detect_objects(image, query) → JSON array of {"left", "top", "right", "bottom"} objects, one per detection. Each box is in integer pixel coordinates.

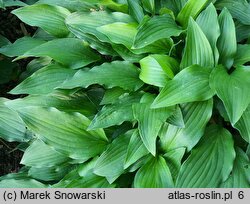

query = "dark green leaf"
[
  {"left": 176, "top": 125, "right": 235, "bottom": 187},
  {"left": 134, "top": 156, "right": 174, "bottom": 188},
  {"left": 12, "top": 4, "right": 70, "bottom": 37},
  {"left": 19, "top": 38, "right": 100, "bottom": 69},
  {"left": 133, "top": 14, "right": 183, "bottom": 48},
  {"left": 217, "top": 8, "right": 237, "bottom": 69},
  {"left": 15, "top": 107, "right": 108, "bottom": 161},
  {"left": 59, "top": 61, "right": 143, "bottom": 91},
  {"left": 160, "top": 99, "right": 213, "bottom": 151},
  {"left": 180, "top": 18, "right": 214, "bottom": 69},
  {"left": 10, "top": 64, "right": 76, "bottom": 95},
  {"left": 152, "top": 65, "right": 214, "bottom": 108}
]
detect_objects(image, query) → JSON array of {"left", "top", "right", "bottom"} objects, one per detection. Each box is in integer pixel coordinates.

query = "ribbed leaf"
[
  {"left": 177, "top": 0, "right": 212, "bottom": 27},
  {"left": 59, "top": 61, "right": 143, "bottom": 91},
  {"left": 221, "top": 147, "right": 250, "bottom": 188},
  {"left": 133, "top": 14, "right": 183, "bottom": 48},
  {"left": 142, "top": 0, "right": 155, "bottom": 14},
  {"left": 127, "top": 0, "right": 144, "bottom": 23},
  {"left": 65, "top": 11, "right": 134, "bottom": 42},
  {"left": 180, "top": 18, "right": 214, "bottom": 69},
  {"left": 234, "top": 44, "right": 250, "bottom": 66},
  {"left": 209, "top": 66, "right": 250, "bottom": 124},
  {"left": 20, "top": 38, "right": 100, "bottom": 69},
  {"left": 0, "top": 98, "right": 29, "bottom": 142},
  {"left": 94, "top": 132, "right": 131, "bottom": 183},
  {"left": 196, "top": 3, "right": 220, "bottom": 65},
  {"left": 12, "top": 4, "right": 70, "bottom": 37},
  {"left": 10, "top": 64, "right": 76, "bottom": 95},
  {"left": 236, "top": 21, "right": 250, "bottom": 41},
  {"left": 65, "top": 173, "right": 115, "bottom": 188},
  {"left": 100, "top": 87, "right": 127, "bottom": 105},
  {"left": 217, "top": 8, "right": 237, "bottom": 69},
  {"left": 134, "top": 156, "right": 174, "bottom": 188},
  {"left": 215, "top": 0, "right": 250, "bottom": 25},
  {"left": 160, "top": 99, "right": 213, "bottom": 152},
  {"left": 0, "top": 37, "right": 46, "bottom": 57},
  {"left": 21, "top": 140, "right": 69, "bottom": 167},
  {"left": 37, "top": 0, "right": 98, "bottom": 11},
  {"left": 234, "top": 106, "right": 250, "bottom": 142},
  {"left": 89, "top": 93, "right": 141, "bottom": 130},
  {"left": 139, "top": 54, "right": 179, "bottom": 87},
  {"left": 166, "top": 105, "right": 185, "bottom": 128},
  {"left": 176, "top": 125, "right": 235, "bottom": 187},
  {"left": 5, "top": 92, "right": 96, "bottom": 117},
  {"left": 15, "top": 107, "right": 108, "bottom": 161},
  {"left": 97, "top": 22, "right": 137, "bottom": 48},
  {"left": 152, "top": 65, "right": 214, "bottom": 108},
  {"left": 163, "top": 148, "right": 186, "bottom": 182},
  {"left": 28, "top": 164, "right": 71, "bottom": 182},
  {"left": 124, "top": 129, "right": 149, "bottom": 169},
  {"left": 133, "top": 95, "right": 175, "bottom": 155},
  {"left": 0, "top": 179, "right": 46, "bottom": 188}
]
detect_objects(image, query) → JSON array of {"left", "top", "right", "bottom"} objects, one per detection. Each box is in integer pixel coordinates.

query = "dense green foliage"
[{"left": 0, "top": 0, "right": 250, "bottom": 188}]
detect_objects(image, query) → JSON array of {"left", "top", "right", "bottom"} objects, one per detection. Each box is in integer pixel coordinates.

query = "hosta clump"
[{"left": 0, "top": 0, "right": 250, "bottom": 188}]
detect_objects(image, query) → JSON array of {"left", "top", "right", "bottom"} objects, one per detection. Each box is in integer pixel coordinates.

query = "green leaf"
[
  {"left": 21, "top": 139, "right": 69, "bottom": 167},
  {"left": 139, "top": 54, "right": 179, "bottom": 87},
  {"left": 235, "top": 21, "right": 250, "bottom": 42},
  {"left": 97, "top": 22, "right": 137, "bottom": 49},
  {"left": 89, "top": 93, "right": 141, "bottom": 130},
  {"left": 10, "top": 64, "right": 76, "bottom": 95},
  {"left": 142, "top": 0, "right": 155, "bottom": 14},
  {"left": 2, "top": 0, "right": 27, "bottom": 7},
  {"left": 124, "top": 129, "right": 149, "bottom": 169},
  {"left": 59, "top": 61, "right": 143, "bottom": 91},
  {"left": 0, "top": 37, "right": 46, "bottom": 57},
  {"left": 133, "top": 95, "right": 175, "bottom": 155},
  {"left": 159, "top": 99, "right": 213, "bottom": 152},
  {"left": 196, "top": 3, "right": 220, "bottom": 65},
  {"left": 221, "top": 147, "right": 250, "bottom": 188},
  {"left": 0, "top": 179, "right": 46, "bottom": 188},
  {"left": 234, "top": 106, "right": 250, "bottom": 142},
  {"left": 37, "top": 0, "right": 98, "bottom": 12},
  {"left": 65, "top": 11, "right": 134, "bottom": 43},
  {"left": 99, "top": 0, "right": 128, "bottom": 13},
  {"left": 100, "top": 87, "right": 127, "bottom": 105},
  {"left": 5, "top": 91, "right": 97, "bottom": 117},
  {"left": 152, "top": 65, "right": 214, "bottom": 108},
  {"left": 176, "top": 125, "right": 235, "bottom": 187},
  {"left": 217, "top": 8, "right": 237, "bottom": 69},
  {"left": 15, "top": 107, "right": 108, "bottom": 161},
  {"left": 166, "top": 105, "right": 185, "bottom": 128},
  {"left": 127, "top": 0, "right": 144, "bottom": 23},
  {"left": 234, "top": 44, "right": 250, "bottom": 66},
  {"left": 209, "top": 66, "right": 250, "bottom": 124},
  {"left": 161, "top": 0, "right": 187, "bottom": 16},
  {"left": 12, "top": 4, "right": 70, "bottom": 37},
  {"left": 28, "top": 164, "right": 71, "bottom": 182},
  {"left": 177, "top": 0, "right": 212, "bottom": 27},
  {"left": 94, "top": 132, "right": 131, "bottom": 183},
  {"left": 163, "top": 147, "right": 186, "bottom": 182},
  {"left": 133, "top": 14, "right": 183, "bottom": 49},
  {"left": 180, "top": 18, "right": 214, "bottom": 69},
  {"left": 0, "top": 98, "right": 30, "bottom": 142},
  {"left": 134, "top": 156, "right": 174, "bottom": 188},
  {"left": 65, "top": 172, "right": 115, "bottom": 187},
  {"left": 19, "top": 38, "right": 100, "bottom": 69},
  {"left": 215, "top": 0, "right": 250, "bottom": 25}
]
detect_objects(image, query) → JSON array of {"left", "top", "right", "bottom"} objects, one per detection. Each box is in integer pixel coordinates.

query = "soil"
[{"left": 0, "top": 6, "right": 36, "bottom": 176}]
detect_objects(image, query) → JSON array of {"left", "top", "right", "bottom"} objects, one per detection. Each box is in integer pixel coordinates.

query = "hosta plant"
[{"left": 0, "top": 0, "right": 250, "bottom": 188}]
